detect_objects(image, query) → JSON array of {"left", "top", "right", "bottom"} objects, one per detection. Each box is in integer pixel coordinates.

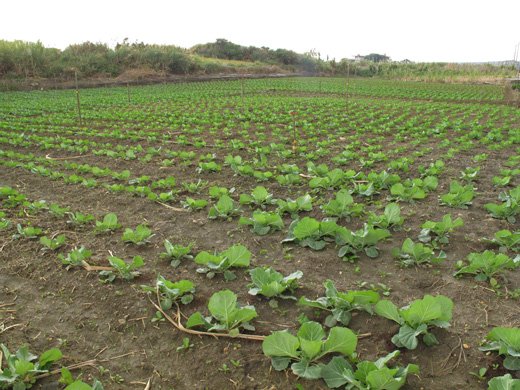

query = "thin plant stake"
[
  {"left": 290, "top": 111, "right": 297, "bottom": 154},
  {"left": 345, "top": 62, "right": 351, "bottom": 112},
  {"left": 73, "top": 68, "right": 82, "bottom": 127}
]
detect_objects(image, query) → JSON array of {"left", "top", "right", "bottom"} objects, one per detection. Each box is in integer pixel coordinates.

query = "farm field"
[{"left": 1, "top": 77, "right": 520, "bottom": 390}]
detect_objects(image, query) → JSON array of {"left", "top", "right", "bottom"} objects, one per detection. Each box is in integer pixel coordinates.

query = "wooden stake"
[
  {"left": 75, "top": 90, "right": 82, "bottom": 127},
  {"left": 241, "top": 72, "right": 244, "bottom": 107},
  {"left": 346, "top": 62, "right": 351, "bottom": 112},
  {"left": 291, "top": 111, "right": 297, "bottom": 154}
]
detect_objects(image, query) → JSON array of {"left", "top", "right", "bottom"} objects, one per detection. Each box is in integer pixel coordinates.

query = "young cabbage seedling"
[
  {"left": 40, "top": 234, "right": 66, "bottom": 251},
  {"left": 418, "top": 214, "right": 463, "bottom": 245},
  {"left": 479, "top": 327, "right": 520, "bottom": 370},
  {"left": 482, "top": 230, "right": 520, "bottom": 253},
  {"left": 298, "top": 279, "right": 379, "bottom": 327},
  {"left": 0, "top": 344, "right": 63, "bottom": 390},
  {"left": 276, "top": 195, "right": 313, "bottom": 218},
  {"left": 94, "top": 213, "right": 121, "bottom": 234},
  {"left": 321, "top": 189, "right": 363, "bottom": 221},
  {"left": 239, "top": 211, "right": 284, "bottom": 235},
  {"left": 392, "top": 238, "right": 446, "bottom": 267},
  {"left": 453, "top": 250, "right": 520, "bottom": 283},
  {"left": 59, "top": 367, "right": 104, "bottom": 390},
  {"left": 181, "top": 197, "right": 208, "bottom": 211},
  {"left": 283, "top": 217, "right": 341, "bottom": 251},
  {"left": 99, "top": 255, "right": 144, "bottom": 282},
  {"left": 122, "top": 223, "right": 154, "bottom": 245},
  {"left": 248, "top": 267, "right": 302, "bottom": 299},
  {"left": 159, "top": 240, "right": 194, "bottom": 267},
  {"left": 374, "top": 294, "right": 453, "bottom": 350},
  {"left": 262, "top": 321, "right": 357, "bottom": 380},
  {"left": 321, "top": 350, "right": 419, "bottom": 390},
  {"left": 186, "top": 290, "right": 257, "bottom": 337},
  {"left": 59, "top": 246, "right": 92, "bottom": 270},
  {"left": 239, "top": 186, "right": 277, "bottom": 208},
  {"left": 142, "top": 275, "right": 195, "bottom": 310},
  {"left": 13, "top": 224, "right": 43, "bottom": 239},
  {"left": 366, "top": 202, "right": 404, "bottom": 231},
  {"left": 208, "top": 195, "right": 242, "bottom": 219},
  {"left": 194, "top": 244, "right": 251, "bottom": 280}
]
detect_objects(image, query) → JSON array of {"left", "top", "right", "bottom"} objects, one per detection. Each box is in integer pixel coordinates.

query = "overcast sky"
[{"left": 2, "top": 0, "right": 519, "bottom": 63}]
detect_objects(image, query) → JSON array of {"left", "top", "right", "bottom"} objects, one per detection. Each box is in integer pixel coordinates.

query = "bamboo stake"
[{"left": 345, "top": 62, "right": 351, "bottom": 112}]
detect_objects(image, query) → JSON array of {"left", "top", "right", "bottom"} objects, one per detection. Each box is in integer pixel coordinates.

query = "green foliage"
[
  {"left": 460, "top": 166, "right": 481, "bottom": 184},
  {"left": 0, "top": 213, "right": 10, "bottom": 230},
  {"left": 151, "top": 176, "right": 176, "bottom": 189},
  {"left": 194, "top": 244, "right": 251, "bottom": 280},
  {"left": 12, "top": 224, "right": 43, "bottom": 239},
  {"left": 99, "top": 256, "right": 144, "bottom": 282},
  {"left": 248, "top": 267, "right": 302, "bottom": 299},
  {"left": 321, "top": 189, "right": 363, "bottom": 221},
  {"left": 208, "top": 186, "right": 234, "bottom": 200},
  {"left": 454, "top": 250, "right": 520, "bottom": 282},
  {"left": 282, "top": 217, "right": 340, "bottom": 250},
  {"left": 262, "top": 321, "right": 357, "bottom": 380},
  {"left": 186, "top": 290, "right": 257, "bottom": 336},
  {"left": 309, "top": 168, "right": 345, "bottom": 190},
  {"left": 374, "top": 295, "right": 453, "bottom": 349},
  {"left": 336, "top": 224, "right": 391, "bottom": 259},
  {"left": 121, "top": 223, "right": 154, "bottom": 245},
  {"left": 181, "top": 197, "right": 208, "bottom": 211},
  {"left": 418, "top": 214, "right": 464, "bottom": 245},
  {"left": 487, "top": 374, "right": 520, "bottom": 390},
  {"left": 48, "top": 204, "right": 70, "bottom": 218},
  {"left": 366, "top": 203, "right": 404, "bottom": 231},
  {"left": 418, "top": 160, "right": 445, "bottom": 177},
  {"left": 479, "top": 327, "right": 520, "bottom": 371},
  {"left": 392, "top": 238, "right": 446, "bottom": 267},
  {"left": 298, "top": 279, "right": 379, "bottom": 327},
  {"left": 208, "top": 195, "right": 242, "bottom": 219},
  {"left": 482, "top": 230, "right": 520, "bottom": 253},
  {"left": 485, "top": 186, "right": 520, "bottom": 223},
  {"left": 276, "top": 173, "right": 301, "bottom": 186},
  {"left": 59, "top": 367, "right": 104, "bottom": 390},
  {"left": 276, "top": 195, "right": 313, "bottom": 218},
  {"left": 39, "top": 234, "right": 66, "bottom": 251},
  {"left": 182, "top": 179, "right": 208, "bottom": 193},
  {"left": 440, "top": 181, "right": 474, "bottom": 209},
  {"left": 367, "top": 170, "right": 401, "bottom": 191},
  {"left": 239, "top": 186, "right": 277, "bottom": 208},
  {"left": 239, "top": 211, "right": 284, "bottom": 235},
  {"left": 389, "top": 183, "right": 426, "bottom": 203},
  {"left": 58, "top": 246, "right": 92, "bottom": 270},
  {"left": 350, "top": 182, "right": 379, "bottom": 198},
  {"left": 142, "top": 275, "right": 195, "bottom": 310},
  {"left": 321, "top": 351, "right": 419, "bottom": 390},
  {"left": 22, "top": 200, "right": 47, "bottom": 215},
  {"left": 492, "top": 175, "right": 512, "bottom": 187},
  {"left": 159, "top": 240, "right": 193, "bottom": 267},
  {"left": 197, "top": 161, "right": 221, "bottom": 173},
  {"left": 1, "top": 187, "right": 26, "bottom": 208},
  {"left": 94, "top": 213, "right": 121, "bottom": 234},
  {"left": 0, "top": 344, "right": 62, "bottom": 390},
  {"left": 67, "top": 212, "right": 95, "bottom": 227}
]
